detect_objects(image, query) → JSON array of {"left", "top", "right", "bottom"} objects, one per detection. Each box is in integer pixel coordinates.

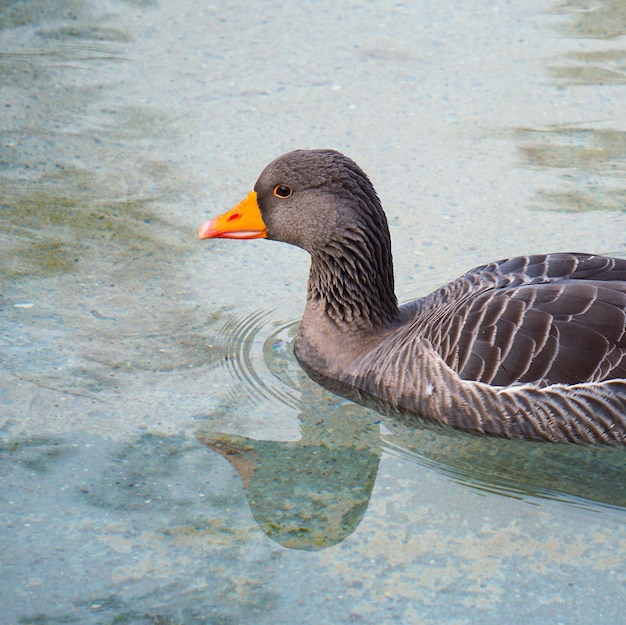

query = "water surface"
[{"left": 1, "top": 1, "right": 626, "bottom": 623}]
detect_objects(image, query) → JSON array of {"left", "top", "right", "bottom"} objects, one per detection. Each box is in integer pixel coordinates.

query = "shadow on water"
[
  {"left": 516, "top": 126, "right": 626, "bottom": 214},
  {"left": 196, "top": 317, "right": 626, "bottom": 552},
  {"left": 1, "top": 166, "right": 232, "bottom": 395},
  {"left": 0, "top": 1, "right": 233, "bottom": 398},
  {"left": 550, "top": 50, "right": 626, "bottom": 86},
  {"left": 0, "top": 0, "right": 155, "bottom": 31},
  {"left": 549, "top": 1, "right": 626, "bottom": 84},
  {"left": 514, "top": 1, "right": 626, "bottom": 218},
  {"left": 0, "top": 1, "right": 84, "bottom": 30},
  {"left": 0, "top": 433, "right": 276, "bottom": 625},
  {"left": 552, "top": 0, "right": 626, "bottom": 40}
]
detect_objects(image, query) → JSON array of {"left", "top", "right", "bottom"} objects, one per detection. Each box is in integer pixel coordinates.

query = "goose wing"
[{"left": 421, "top": 253, "right": 626, "bottom": 386}]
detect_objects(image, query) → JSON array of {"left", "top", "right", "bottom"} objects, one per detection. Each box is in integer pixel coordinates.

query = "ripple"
[
  {"left": 218, "top": 310, "right": 302, "bottom": 412},
  {"left": 380, "top": 420, "right": 626, "bottom": 511}
]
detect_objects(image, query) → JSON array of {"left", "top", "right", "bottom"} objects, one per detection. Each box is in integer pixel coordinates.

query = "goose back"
[{"left": 406, "top": 253, "right": 626, "bottom": 387}]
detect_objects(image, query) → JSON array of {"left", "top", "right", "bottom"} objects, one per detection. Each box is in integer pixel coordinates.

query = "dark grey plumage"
[{"left": 253, "top": 150, "right": 626, "bottom": 444}]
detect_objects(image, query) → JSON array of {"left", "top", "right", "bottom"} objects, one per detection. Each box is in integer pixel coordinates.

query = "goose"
[{"left": 198, "top": 149, "right": 626, "bottom": 444}]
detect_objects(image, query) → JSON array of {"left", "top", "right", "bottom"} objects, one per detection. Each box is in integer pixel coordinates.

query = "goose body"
[{"left": 199, "top": 149, "right": 626, "bottom": 444}]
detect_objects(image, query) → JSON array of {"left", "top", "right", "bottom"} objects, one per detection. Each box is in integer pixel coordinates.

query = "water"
[{"left": 1, "top": 0, "right": 626, "bottom": 623}]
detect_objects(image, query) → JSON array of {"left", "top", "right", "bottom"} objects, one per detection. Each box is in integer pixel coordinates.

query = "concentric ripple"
[{"left": 218, "top": 310, "right": 302, "bottom": 412}]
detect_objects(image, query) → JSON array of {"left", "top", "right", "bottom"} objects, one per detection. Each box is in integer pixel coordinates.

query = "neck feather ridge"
[{"left": 307, "top": 224, "right": 398, "bottom": 330}]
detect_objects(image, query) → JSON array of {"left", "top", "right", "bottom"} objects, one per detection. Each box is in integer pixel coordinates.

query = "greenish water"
[{"left": 1, "top": 1, "right": 626, "bottom": 624}]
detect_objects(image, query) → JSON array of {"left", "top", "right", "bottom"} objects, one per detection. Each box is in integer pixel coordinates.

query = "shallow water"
[{"left": 1, "top": 0, "right": 626, "bottom": 623}]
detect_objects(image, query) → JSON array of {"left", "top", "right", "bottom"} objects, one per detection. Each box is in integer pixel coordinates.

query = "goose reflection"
[
  {"left": 197, "top": 391, "right": 382, "bottom": 551},
  {"left": 196, "top": 318, "right": 626, "bottom": 552}
]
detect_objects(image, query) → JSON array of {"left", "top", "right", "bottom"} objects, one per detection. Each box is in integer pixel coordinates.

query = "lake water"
[{"left": 1, "top": 1, "right": 626, "bottom": 623}]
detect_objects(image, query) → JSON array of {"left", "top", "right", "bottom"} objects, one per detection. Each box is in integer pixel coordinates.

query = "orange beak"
[{"left": 198, "top": 191, "right": 267, "bottom": 240}]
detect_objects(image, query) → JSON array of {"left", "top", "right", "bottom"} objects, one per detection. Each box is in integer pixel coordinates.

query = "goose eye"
[{"left": 273, "top": 184, "right": 293, "bottom": 198}]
